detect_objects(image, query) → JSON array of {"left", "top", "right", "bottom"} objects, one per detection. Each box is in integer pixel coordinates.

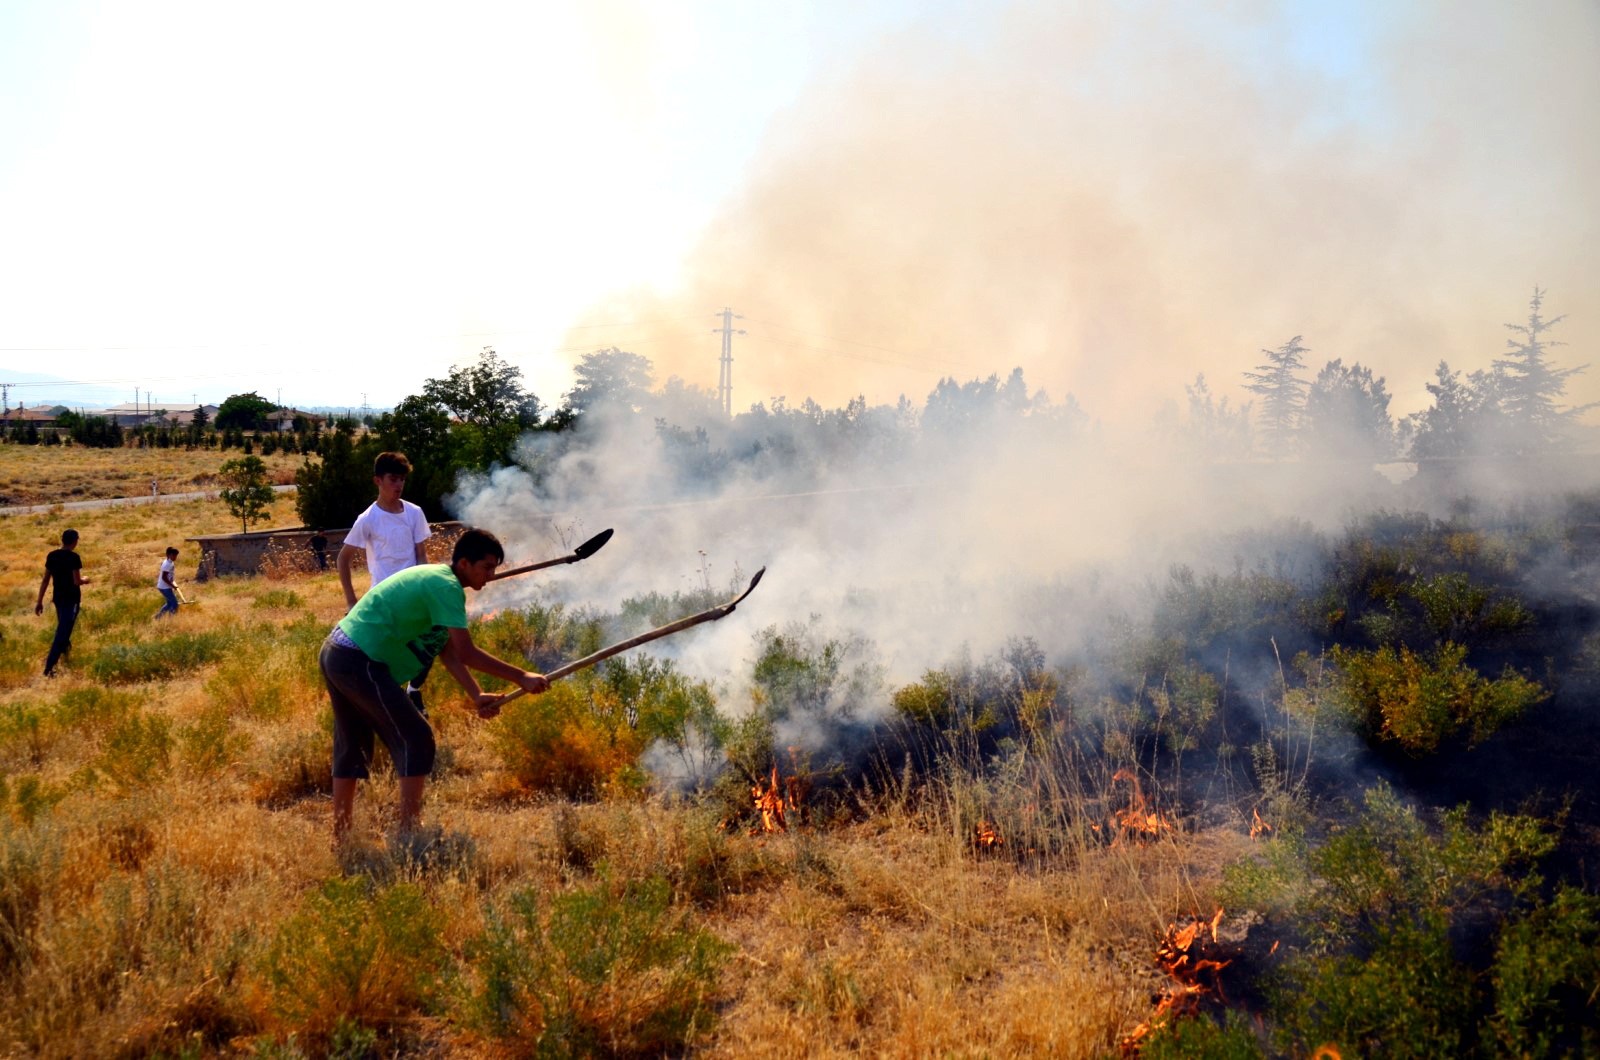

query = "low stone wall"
[{"left": 187, "top": 521, "right": 465, "bottom": 579}]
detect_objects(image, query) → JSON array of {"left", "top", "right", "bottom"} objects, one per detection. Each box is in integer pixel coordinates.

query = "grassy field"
[
  {"left": 0, "top": 456, "right": 1231, "bottom": 1057},
  {"left": 0, "top": 444, "right": 303, "bottom": 507},
  {"left": 1, "top": 449, "right": 1595, "bottom": 1057}
]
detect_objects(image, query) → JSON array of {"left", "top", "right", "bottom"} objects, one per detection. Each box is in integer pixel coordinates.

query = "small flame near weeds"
[
  {"left": 1119, "top": 909, "right": 1238, "bottom": 1056},
  {"left": 1095, "top": 769, "right": 1176, "bottom": 845},
  {"left": 1250, "top": 807, "right": 1273, "bottom": 839},
  {"left": 972, "top": 820, "right": 1003, "bottom": 852},
  {"left": 749, "top": 752, "right": 811, "bottom": 835}
]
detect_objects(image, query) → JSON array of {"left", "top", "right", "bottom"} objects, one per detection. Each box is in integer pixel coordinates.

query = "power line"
[{"left": 0, "top": 316, "right": 706, "bottom": 354}]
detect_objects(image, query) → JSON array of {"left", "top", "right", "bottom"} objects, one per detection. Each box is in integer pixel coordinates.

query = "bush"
[
  {"left": 97, "top": 712, "right": 174, "bottom": 791},
  {"left": 491, "top": 680, "right": 643, "bottom": 798},
  {"left": 1488, "top": 885, "right": 1600, "bottom": 1057},
  {"left": 88, "top": 630, "right": 233, "bottom": 684},
  {"left": 1221, "top": 784, "right": 1565, "bottom": 1057},
  {"left": 462, "top": 875, "right": 729, "bottom": 1055},
  {"left": 260, "top": 877, "right": 446, "bottom": 1041},
  {"left": 1330, "top": 641, "right": 1547, "bottom": 753}
]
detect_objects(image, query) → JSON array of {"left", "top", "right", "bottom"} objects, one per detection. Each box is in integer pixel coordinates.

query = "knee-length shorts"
[{"left": 319, "top": 635, "right": 436, "bottom": 779}]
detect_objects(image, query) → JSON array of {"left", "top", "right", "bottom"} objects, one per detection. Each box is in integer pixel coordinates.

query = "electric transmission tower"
[{"left": 713, "top": 307, "right": 744, "bottom": 416}]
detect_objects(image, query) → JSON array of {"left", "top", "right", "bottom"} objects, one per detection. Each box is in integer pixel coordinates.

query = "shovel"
[
  {"left": 489, "top": 528, "right": 614, "bottom": 581},
  {"left": 493, "top": 566, "right": 766, "bottom": 708}
]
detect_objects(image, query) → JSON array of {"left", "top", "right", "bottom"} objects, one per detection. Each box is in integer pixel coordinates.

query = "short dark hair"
[
  {"left": 165, "top": 546, "right": 179, "bottom": 557},
  {"left": 373, "top": 451, "right": 412, "bottom": 477},
  {"left": 61, "top": 529, "right": 78, "bottom": 545},
  {"left": 452, "top": 528, "right": 505, "bottom": 566}
]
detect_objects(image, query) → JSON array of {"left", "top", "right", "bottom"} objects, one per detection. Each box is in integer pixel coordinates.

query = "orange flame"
[
  {"left": 1120, "top": 909, "right": 1235, "bottom": 1056},
  {"left": 752, "top": 764, "right": 787, "bottom": 833},
  {"left": 974, "top": 820, "right": 1004, "bottom": 851},
  {"left": 1311, "top": 1048, "right": 1342, "bottom": 1060},
  {"left": 1109, "top": 769, "right": 1176, "bottom": 844},
  {"left": 1250, "top": 807, "right": 1273, "bottom": 839}
]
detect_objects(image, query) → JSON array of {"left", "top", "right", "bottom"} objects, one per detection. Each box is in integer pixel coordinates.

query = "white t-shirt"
[
  {"left": 156, "top": 558, "right": 175, "bottom": 591},
  {"left": 344, "top": 501, "right": 431, "bottom": 586}
]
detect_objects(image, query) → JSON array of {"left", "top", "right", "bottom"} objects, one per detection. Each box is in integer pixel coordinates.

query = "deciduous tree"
[{"left": 219, "top": 455, "right": 276, "bottom": 533}]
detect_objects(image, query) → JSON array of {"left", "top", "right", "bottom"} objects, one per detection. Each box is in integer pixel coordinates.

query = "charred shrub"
[
  {"left": 461, "top": 875, "right": 729, "bottom": 1055},
  {"left": 1329, "top": 641, "right": 1547, "bottom": 754}
]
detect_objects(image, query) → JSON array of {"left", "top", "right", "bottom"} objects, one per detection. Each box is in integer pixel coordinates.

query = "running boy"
[
  {"left": 319, "top": 527, "right": 547, "bottom": 841},
  {"left": 154, "top": 547, "right": 180, "bottom": 618},
  {"left": 36, "top": 529, "right": 89, "bottom": 677},
  {"left": 337, "top": 451, "right": 433, "bottom": 710}
]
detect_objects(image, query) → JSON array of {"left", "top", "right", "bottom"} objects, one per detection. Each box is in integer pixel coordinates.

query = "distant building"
[
  {"left": 264, "top": 407, "right": 326, "bottom": 432},
  {"left": 2, "top": 405, "right": 59, "bottom": 427},
  {"left": 92, "top": 401, "right": 221, "bottom": 428}
]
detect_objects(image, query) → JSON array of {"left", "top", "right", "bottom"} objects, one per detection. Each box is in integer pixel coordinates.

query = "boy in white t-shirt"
[
  {"left": 337, "top": 451, "right": 433, "bottom": 707},
  {"left": 154, "top": 546, "right": 179, "bottom": 619}
]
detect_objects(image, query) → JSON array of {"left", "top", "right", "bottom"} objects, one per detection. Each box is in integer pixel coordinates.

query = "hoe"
[{"left": 492, "top": 566, "right": 766, "bottom": 708}]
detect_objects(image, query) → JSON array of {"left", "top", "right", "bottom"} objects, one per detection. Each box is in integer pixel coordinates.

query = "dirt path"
[{"left": 0, "top": 483, "right": 296, "bottom": 517}]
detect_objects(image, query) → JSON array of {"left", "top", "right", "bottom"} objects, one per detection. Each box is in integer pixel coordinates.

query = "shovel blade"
[{"left": 574, "top": 527, "right": 614, "bottom": 560}]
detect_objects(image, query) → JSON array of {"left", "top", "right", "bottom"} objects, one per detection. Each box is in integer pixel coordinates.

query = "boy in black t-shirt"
[{"left": 36, "top": 529, "right": 89, "bottom": 677}]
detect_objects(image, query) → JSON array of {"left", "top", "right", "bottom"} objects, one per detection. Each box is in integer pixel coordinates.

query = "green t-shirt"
[{"left": 336, "top": 564, "right": 466, "bottom": 685}]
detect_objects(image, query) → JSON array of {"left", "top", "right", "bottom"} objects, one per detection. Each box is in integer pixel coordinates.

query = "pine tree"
[
  {"left": 1242, "top": 336, "right": 1310, "bottom": 458},
  {"left": 1493, "top": 288, "right": 1592, "bottom": 453}
]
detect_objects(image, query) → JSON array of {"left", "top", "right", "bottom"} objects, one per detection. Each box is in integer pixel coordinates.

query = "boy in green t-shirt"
[{"left": 319, "top": 527, "right": 548, "bottom": 841}]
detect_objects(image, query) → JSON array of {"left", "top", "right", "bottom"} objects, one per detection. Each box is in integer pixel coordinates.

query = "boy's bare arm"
[
  {"left": 336, "top": 545, "right": 360, "bottom": 608},
  {"left": 35, "top": 572, "right": 50, "bottom": 615},
  {"left": 445, "top": 628, "right": 548, "bottom": 696},
  {"left": 414, "top": 540, "right": 428, "bottom": 566},
  {"left": 438, "top": 640, "right": 503, "bottom": 718}
]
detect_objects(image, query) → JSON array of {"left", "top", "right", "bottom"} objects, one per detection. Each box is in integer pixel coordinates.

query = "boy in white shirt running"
[
  {"left": 338, "top": 451, "right": 434, "bottom": 709},
  {"left": 154, "top": 547, "right": 180, "bottom": 619}
]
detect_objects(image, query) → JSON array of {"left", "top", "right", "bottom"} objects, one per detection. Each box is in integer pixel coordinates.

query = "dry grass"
[
  {"left": 0, "top": 443, "right": 303, "bottom": 506},
  {"left": 0, "top": 451, "right": 1249, "bottom": 1056}
]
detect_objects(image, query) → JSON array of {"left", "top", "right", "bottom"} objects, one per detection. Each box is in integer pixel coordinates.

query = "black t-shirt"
[
  {"left": 44, "top": 548, "right": 82, "bottom": 605},
  {"left": 309, "top": 534, "right": 328, "bottom": 553}
]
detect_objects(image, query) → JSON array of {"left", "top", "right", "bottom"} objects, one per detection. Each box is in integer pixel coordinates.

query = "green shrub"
[
  {"left": 1405, "top": 571, "right": 1532, "bottom": 641},
  {"left": 178, "top": 706, "right": 250, "bottom": 774},
  {"left": 462, "top": 874, "right": 729, "bottom": 1055},
  {"left": 3, "top": 775, "right": 66, "bottom": 825},
  {"left": 491, "top": 680, "right": 640, "bottom": 798},
  {"left": 0, "top": 702, "right": 48, "bottom": 765},
  {"left": 1220, "top": 784, "right": 1562, "bottom": 1057},
  {"left": 260, "top": 877, "right": 446, "bottom": 1039},
  {"left": 88, "top": 630, "right": 233, "bottom": 683},
  {"left": 98, "top": 712, "right": 174, "bottom": 791},
  {"left": 51, "top": 685, "right": 139, "bottom": 733},
  {"left": 1138, "top": 1010, "right": 1265, "bottom": 1059},
  {"left": 1330, "top": 641, "right": 1546, "bottom": 753},
  {"left": 1488, "top": 885, "right": 1600, "bottom": 1057},
  {"left": 251, "top": 589, "right": 304, "bottom": 610}
]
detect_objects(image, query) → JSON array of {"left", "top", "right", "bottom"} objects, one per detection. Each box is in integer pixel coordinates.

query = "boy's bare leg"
[
  {"left": 332, "top": 777, "right": 358, "bottom": 840},
  {"left": 397, "top": 775, "right": 426, "bottom": 834}
]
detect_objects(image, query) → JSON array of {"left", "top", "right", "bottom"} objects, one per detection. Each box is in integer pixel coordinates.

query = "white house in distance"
[{"left": 85, "top": 402, "right": 222, "bottom": 428}]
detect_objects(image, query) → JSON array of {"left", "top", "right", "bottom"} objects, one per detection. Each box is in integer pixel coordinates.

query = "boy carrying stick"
[{"left": 318, "top": 527, "right": 547, "bottom": 842}]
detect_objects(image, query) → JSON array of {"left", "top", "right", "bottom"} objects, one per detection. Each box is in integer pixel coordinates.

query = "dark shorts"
[{"left": 319, "top": 635, "right": 436, "bottom": 779}]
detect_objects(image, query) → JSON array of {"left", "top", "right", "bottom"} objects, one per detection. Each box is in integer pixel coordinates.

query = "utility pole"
[{"left": 712, "top": 307, "right": 744, "bottom": 417}]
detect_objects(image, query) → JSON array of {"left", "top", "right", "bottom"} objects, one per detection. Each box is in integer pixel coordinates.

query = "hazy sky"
[{"left": 1, "top": 1, "right": 1595, "bottom": 422}]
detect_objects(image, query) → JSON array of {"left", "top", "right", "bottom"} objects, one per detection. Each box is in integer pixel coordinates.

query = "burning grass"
[{"left": 0, "top": 458, "right": 1595, "bottom": 1053}]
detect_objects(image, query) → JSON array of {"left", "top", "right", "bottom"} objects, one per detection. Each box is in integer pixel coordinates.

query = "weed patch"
[{"left": 462, "top": 874, "right": 729, "bottom": 1055}]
